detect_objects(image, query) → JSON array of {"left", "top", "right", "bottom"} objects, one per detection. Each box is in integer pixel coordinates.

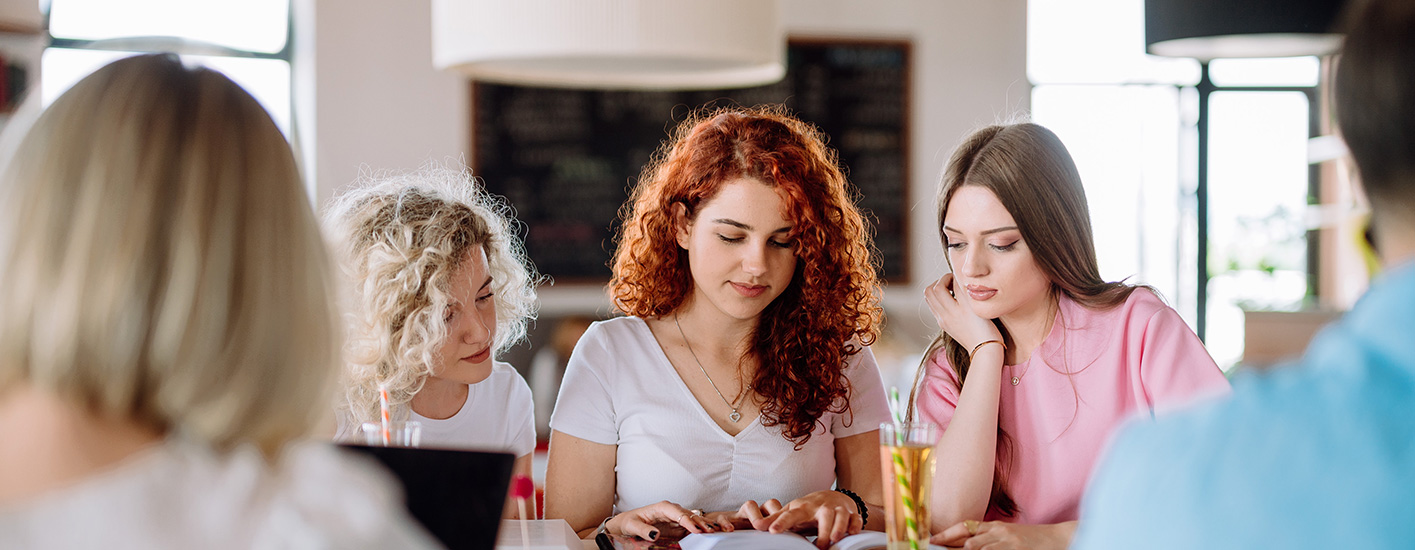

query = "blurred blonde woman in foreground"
[{"left": 0, "top": 54, "right": 437, "bottom": 548}]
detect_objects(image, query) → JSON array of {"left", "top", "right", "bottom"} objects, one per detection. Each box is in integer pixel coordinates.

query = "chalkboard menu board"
[{"left": 472, "top": 39, "right": 910, "bottom": 283}]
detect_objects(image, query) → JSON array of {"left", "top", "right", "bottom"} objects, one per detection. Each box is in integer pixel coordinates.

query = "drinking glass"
[
  {"left": 360, "top": 421, "right": 423, "bottom": 448},
  {"left": 879, "top": 422, "right": 938, "bottom": 550}
]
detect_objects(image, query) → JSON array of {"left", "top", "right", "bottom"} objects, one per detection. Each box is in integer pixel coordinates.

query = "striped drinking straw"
[
  {"left": 887, "top": 387, "right": 923, "bottom": 550},
  {"left": 378, "top": 383, "right": 392, "bottom": 446}
]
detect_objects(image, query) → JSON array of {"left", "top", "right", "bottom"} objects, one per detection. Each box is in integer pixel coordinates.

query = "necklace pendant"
[
  {"left": 729, "top": 410, "right": 741, "bottom": 423},
  {"left": 1011, "top": 376, "right": 1020, "bottom": 386}
]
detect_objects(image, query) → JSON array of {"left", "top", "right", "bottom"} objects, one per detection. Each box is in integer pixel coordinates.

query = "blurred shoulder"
[{"left": 0, "top": 439, "right": 438, "bottom": 548}]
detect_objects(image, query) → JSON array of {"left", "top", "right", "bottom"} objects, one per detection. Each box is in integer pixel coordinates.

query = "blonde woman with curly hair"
[
  {"left": 0, "top": 54, "right": 436, "bottom": 547},
  {"left": 326, "top": 166, "right": 542, "bottom": 510}
]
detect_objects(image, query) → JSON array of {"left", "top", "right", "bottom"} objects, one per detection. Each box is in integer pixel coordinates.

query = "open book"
[{"left": 679, "top": 531, "right": 948, "bottom": 550}]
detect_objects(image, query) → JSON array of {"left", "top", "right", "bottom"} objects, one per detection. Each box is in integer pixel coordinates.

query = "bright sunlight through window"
[{"left": 42, "top": 0, "right": 291, "bottom": 135}]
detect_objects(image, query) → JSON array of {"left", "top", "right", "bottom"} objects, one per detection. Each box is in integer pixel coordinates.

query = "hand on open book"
[
  {"left": 698, "top": 499, "right": 784, "bottom": 532},
  {"left": 755, "top": 490, "right": 863, "bottom": 549},
  {"left": 609, "top": 500, "right": 721, "bottom": 542}
]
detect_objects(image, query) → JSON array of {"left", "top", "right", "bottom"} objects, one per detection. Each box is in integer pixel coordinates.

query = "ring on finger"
[
  {"left": 964, "top": 519, "right": 981, "bottom": 536},
  {"left": 691, "top": 509, "right": 705, "bottom": 517}
]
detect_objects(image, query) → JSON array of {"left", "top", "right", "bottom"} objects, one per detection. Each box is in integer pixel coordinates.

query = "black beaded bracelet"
[{"left": 835, "top": 488, "right": 868, "bottom": 525}]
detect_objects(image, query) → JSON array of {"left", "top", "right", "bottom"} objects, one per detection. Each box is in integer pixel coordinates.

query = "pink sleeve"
[
  {"left": 1133, "top": 304, "right": 1232, "bottom": 414},
  {"left": 916, "top": 349, "right": 963, "bottom": 430}
]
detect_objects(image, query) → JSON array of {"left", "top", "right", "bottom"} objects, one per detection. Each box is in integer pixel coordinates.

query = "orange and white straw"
[{"left": 378, "top": 383, "right": 392, "bottom": 446}]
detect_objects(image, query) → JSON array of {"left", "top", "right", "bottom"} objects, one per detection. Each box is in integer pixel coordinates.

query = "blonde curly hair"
[{"left": 324, "top": 164, "right": 541, "bottom": 425}]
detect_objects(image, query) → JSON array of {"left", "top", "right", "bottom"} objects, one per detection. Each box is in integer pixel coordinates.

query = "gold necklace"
[
  {"left": 1011, "top": 299, "right": 1057, "bottom": 386},
  {"left": 674, "top": 313, "right": 746, "bottom": 423},
  {"left": 1009, "top": 358, "right": 1029, "bottom": 386}
]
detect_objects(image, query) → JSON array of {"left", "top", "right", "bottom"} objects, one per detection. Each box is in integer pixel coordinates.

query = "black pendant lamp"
[{"left": 1146, "top": 0, "right": 1346, "bottom": 60}]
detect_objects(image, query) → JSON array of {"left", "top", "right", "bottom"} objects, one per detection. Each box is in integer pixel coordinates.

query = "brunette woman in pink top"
[{"left": 910, "top": 123, "right": 1230, "bottom": 550}]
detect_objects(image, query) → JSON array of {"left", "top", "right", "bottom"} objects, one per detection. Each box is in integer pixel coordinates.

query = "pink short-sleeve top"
[{"left": 917, "top": 289, "right": 1230, "bottom": 524}]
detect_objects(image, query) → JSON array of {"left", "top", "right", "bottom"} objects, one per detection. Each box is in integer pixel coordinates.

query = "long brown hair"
[
  {"left": 611, "top": 105, "right": 884, "bottom": 447},
  {"left": 907, "top": 123, "right": 1145, "bottom": 517}
]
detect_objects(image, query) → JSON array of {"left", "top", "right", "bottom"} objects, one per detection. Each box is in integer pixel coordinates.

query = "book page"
[
  {"left": 679, "top": 531, "right": 816, "bottom": 550},
  {"left": 679, "top": 530, "right": 951, "bottom": 550},
  {"left": 829, "top": 532, "right": 887, "bottom": 550}
]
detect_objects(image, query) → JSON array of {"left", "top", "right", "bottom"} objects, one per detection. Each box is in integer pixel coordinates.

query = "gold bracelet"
[{"left": 969, "top": 340, "right": 1005, "bottom": 362}]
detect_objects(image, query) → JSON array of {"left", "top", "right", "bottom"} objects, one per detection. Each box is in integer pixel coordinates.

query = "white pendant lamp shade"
[{"left": 432, "top": 0, "right": 785, "bottom": 90}]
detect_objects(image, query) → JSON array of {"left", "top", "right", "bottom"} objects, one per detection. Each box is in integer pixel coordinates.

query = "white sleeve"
[
  {"left": 505, "top": 368, "right": 537, "bottom": 457},
  {"left": 833, "top": 346, "right": 891, "bottom": 438},
  {"left": 547, "top": 321, "right": 619, "bottom": 445}
]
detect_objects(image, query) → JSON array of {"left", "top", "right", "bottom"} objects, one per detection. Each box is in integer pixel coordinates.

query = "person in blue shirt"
[{"left": 1072, "top": 0, "right": 1415, "bottom": 548}]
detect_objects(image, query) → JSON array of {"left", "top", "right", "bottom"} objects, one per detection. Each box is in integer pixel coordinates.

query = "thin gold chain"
[{"left": 674, "top": 313, "right": 745, "bottom": 422}]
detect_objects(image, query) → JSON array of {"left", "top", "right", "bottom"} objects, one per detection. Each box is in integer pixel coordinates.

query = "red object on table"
[
  {"left": 511, "top": 473, "right": 537, "bottom": 521},
  {"left": 511, "top": 474, "right": 535, "bottom": 499}
]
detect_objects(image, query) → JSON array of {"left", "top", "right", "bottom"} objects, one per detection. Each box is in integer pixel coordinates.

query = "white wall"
[
  {"left": 305, "top": 0, "right": 469, "bottom": 207},
  {"left": 781, "top": 0, "right": 1029, "bottom": 363},
  {"left": 304, "top": 0, "right": 1028, "bottom": 378}
]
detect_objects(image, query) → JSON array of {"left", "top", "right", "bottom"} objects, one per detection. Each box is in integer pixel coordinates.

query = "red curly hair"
[{"left": 610, "top": 105, "right": 884, "bottom": 447}]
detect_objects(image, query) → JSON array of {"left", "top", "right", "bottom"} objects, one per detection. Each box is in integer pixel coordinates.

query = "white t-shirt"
[
  {"left": 549, "top": 316, "right": 890, "bottom": 513},
  {"left": 0, "top": 438, "right": 439, "bottom": 550},
  {"left": 337, "top": 361, "right": 536, "bottom": 458}
]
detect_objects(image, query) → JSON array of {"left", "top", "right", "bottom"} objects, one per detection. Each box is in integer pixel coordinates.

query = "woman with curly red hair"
[{"left": 545, "top": 106, "right": 889, "bottom": 548}]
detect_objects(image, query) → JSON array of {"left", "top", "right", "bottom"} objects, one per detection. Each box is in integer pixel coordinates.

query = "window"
[
  {"left": 1205, "top": 90, "right": 1315, "bottom": 367},
  {"left": 43, "top": 0, "right": 292, "bottom": 134},
  {"left": 1029, "top": 0, "right": 1320, "bottom": 370}
]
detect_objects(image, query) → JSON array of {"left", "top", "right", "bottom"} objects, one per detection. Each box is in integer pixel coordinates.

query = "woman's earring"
[{"left": 1356, "top": 212, "right": 1382, "bottom": 278}]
